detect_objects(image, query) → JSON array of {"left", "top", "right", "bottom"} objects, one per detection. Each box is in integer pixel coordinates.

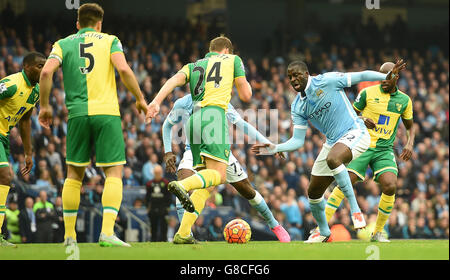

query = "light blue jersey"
[
  {"left": 165, "top": 94, "right": 242, "bottom": 151},
  {"left": 291, "top": 72, "right": 367, "bottom": 145}
]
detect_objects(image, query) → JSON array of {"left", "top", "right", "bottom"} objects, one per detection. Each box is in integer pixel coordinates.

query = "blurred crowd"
[{"left": 0, "top": 13, "right": 448, "bottom": 242}]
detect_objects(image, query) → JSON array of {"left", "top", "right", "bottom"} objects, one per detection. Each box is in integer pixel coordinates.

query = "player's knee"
[
  {"left": 219, "top": 172, "right": 227, "bottom": 184},
  {"left": 0, "top": 168, "right": 11, "bottom": 186},
  {"left": 307, "top": 186, "right": 322, "bottom": 200},
  {"left": 326, "top": 155, "right": 342, "bottom": 170},
  {"left": 233, "top": 180, "right": 255, "bottom": 200},
  {"left": 381, "top": 182, "right": 396, "bottom": 196}
]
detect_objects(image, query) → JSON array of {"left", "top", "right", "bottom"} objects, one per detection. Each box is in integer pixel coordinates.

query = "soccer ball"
[{"left": 223, "top": 218, "right": 251, "bottom": 243}]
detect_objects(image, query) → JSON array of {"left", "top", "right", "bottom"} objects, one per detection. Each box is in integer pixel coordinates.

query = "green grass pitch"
[{"left": 0, "top": 240, "right": 448, "bottom": 260}]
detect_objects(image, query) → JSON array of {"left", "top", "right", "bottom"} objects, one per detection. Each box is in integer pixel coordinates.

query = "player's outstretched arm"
[
  {"left": 234, "top": 118, "right": 271, "bottom": 144},
  {"left": 111, "top": 52, "right": 147, "bottom": 115},
  {"left": 234, "top": 76, "right": 252, "bottom": 102},
  {"left": 347, "top": 59, "right": 406, "bottom": 86},
  {"left": 146, "top": 72, "right": 187, "bottom": 123},
  {"left": 38, "top": 58, "right": 60, "bottom": 129},
  {"left": 18, "top": 110, "right": 33, "bottom": 176},
  {"left": 251, "top": 126, "right": 307, "bottom": 155}
]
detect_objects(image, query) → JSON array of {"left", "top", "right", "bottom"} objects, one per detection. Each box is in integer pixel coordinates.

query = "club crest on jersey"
[
  {"left": 315, "top": 88, "right": 324, "bottom": 98},
  {"left": 396, "top": 103, "right": 402, "bottom": 112}
]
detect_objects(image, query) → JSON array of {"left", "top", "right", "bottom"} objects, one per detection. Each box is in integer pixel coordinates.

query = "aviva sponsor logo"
[{"left": 373, "top": 126, "right": 392, "bottom": 135}]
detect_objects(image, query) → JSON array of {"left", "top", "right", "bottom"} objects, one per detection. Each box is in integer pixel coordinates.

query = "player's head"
[
  {"left": 209, "top": 36, "right": 233, "bottom": 54},
  {"left": 23, "top": 52, "right": 46, "bottom": 86},
  {"left": 287, "top": 61, "right": 309, "bottom": 92},
  {"left": 76, "top": 3, "right": 104, "bottom": 32},
  {"left": 379, "top": 61, "right": 397, "bottom": 93}
]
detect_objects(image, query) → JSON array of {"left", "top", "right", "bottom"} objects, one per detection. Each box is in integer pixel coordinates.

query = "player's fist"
[
  {"left": 38, "top": 105, "right": 53, "bottom": 129},
  {"left": 164, "top": 152, "right": 177, "bottom": 173},
  {"left": 363, "top": 117, "right": 376, "bottom": 129}
]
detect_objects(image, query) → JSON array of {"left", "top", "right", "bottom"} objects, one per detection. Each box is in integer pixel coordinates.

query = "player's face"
[
  {"left": 287, "top": 67, "right": 308, "bottom": 92},
  {"left": 26, "top": 57, "right": 46, "bottom": 85},
  {"left": 381, "top": 76, "right": 398, "bottom": 93}
]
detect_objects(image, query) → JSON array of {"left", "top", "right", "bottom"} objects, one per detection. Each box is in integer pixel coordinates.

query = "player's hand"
[
  {"left": 388, "top": 59, "right": 406, "bottom": 79},
  {"left": 146, "top": 102, "right": 160, "bottom": 124},
  {"left": 251, "top": 143, "right": 277, "bottom": 155},
  {"left": 275, "top": 152, "right": 286, "bottom": 160},
  {"left": 38, "top": 105, "right": 53, "bottom": 129},
  {"left": 21, "top": 155, "right": 33, "bottom": 176},
  {"left": 164, "top": 152, "right": 177, "bottom": 173},
  {"left": 363, "top": 117, "right": 376, "bottom": 129},
  {"left": 400, "top": 144, "right": 413, "bottom": 161},
  {"left": 135, "top": 99, "right": 148, "bottom": 116}
]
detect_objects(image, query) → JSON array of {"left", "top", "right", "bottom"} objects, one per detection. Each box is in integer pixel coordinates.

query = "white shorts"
[
  {"left": 177, "top": 149, "right": 248, "bottom": 184},
  {"left": 311, "top": 129, "right": 370, "bottom": 177}
]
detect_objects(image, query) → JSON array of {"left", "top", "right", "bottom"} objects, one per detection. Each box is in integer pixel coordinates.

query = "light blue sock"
[
  {"left": 331, "top": 164, "right": 361, "bottom": 214},
  {"left": 309, "top": 197, "right": 331, "bottom": 237},
  {"left": 249, "top": 191, "right": 279, "bottom": 229},
  {"left": 175, "top": 197, "right": 185, "bottom": 222}
]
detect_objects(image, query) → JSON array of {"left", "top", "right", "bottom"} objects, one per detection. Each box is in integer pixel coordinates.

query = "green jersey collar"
[
  {"left": 205, "top": 52, "right": 219, "bottom": 58},
  {"left": 379, "top": 84, "right": 399, "bottom": 96},
  {"left": 77, "top": 27, "right": 97, "bottom": 34},
  {"left": 22, "top": 70, "right": 31, "bottom": 87}
]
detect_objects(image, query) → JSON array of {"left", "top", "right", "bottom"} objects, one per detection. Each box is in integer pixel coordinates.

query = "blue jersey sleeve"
[
  {"left": 226, "top": 103, "right": 242, "bottom": 124},
  {"left": 166, "top": 95, "right": 193, "bottom": 125},
  {"left": 323, "top": 72, "right": 352, "bottom": 89},
  {"left": 291, "top": 103, "right": 308, "bottom": 128}
]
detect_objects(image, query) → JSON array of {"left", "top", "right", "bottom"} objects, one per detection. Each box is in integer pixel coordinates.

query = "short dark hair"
[
  {"left": 23, "top": 52, "right": 46, "bottom": 66},
  {"left": 209, "top": 36, "right": 233, "bottom": 53},
  {"left": 77, "top": 3, "right": 104, "bottom": 28},
  {"left": 288, "top": 61, "right": 309, "bottom": 72}
]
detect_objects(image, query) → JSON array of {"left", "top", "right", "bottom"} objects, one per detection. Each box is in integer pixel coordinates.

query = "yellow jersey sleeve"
[
  {"left": 0, "top": 78, "right": 18, "bottom": 100},
  {"left": 179, "top": 64, "right": 190, "bottom": 82},
  {"left": 110, "top": 36, "right": 124, "bottom": 54},
  {"left": 402, "top": 98, "right": 413, "bottom": 120},
  {"left": 353, "top": 89, "right": 367, "bottom": 111},
  {"left": 48, "top": 41, "right": 63, "bottom": 64}
]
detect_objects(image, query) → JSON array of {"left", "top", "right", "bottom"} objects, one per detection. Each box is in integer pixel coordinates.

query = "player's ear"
[
  {"left": 76, "top": 21, "right": 80, "bottom": 30},
  {"left": 96, "top": 21, "right": 102, "bottom": 32}
]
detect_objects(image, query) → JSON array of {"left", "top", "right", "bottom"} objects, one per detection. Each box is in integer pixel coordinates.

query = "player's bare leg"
[
  {"left": 305, "top": 175, "right": 335, "bottom": 243},
  {"left": 371, "top": 172, "right": 397, "bottom": 242},
  {"left": 231, "top": 179, "right": 290, "bottom": 242},
  {"left": 99, "top": 165, "right": 130, "bottom": 247},
  {"left": 326, "top": 143, "right": 365, "bottom": 229},
  {"left": 62, "top": 165, "right": 86, "bottom": 246}
]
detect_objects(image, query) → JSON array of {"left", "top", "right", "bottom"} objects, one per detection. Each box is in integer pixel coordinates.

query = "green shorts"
[
  {"left": 66, "top": 115, "right": 125, "bottom": 167},
  {"left": 187, "top": 106, "right": 230, "bottom": 169},
  {"left": 0, "top": 135, "right": 9, "bottom": 167},
  {"left": 347, "top": 147, "right": 398, "bottom": 182}
]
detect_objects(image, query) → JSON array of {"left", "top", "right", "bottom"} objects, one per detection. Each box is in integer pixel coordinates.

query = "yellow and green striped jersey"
[
  {"left": 353, "top": 84, "right": 413, "bottom": 149},
  {"left": 178, "top": 52, "right": 246, "bottom": 110},
  {"left": 0, "top": 71, "right": 40, "bottom": 136},
  {"left": 48, "top": 27, "right": 123, "bottom": 119}
]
